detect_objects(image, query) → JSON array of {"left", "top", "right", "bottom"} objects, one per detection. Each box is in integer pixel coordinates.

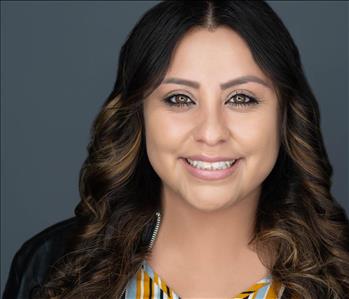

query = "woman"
[{"left": 3, "top": 1, "right": 349, "bottom": 298}]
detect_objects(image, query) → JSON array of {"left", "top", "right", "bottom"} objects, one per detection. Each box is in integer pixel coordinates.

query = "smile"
[
  {"left": 181, "top": 157, "right": 241, "bottom": 181},
  {"left": 185, "top": 158, "right": 236, "bottom": 170}
]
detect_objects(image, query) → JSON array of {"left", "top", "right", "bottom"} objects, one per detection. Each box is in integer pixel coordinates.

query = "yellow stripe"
[
  {"left": 165, "top": 278, "right": 172, "bottom": 299},
  {"left": 154, "top": 272, "right": 158, "bottom": 285},
  {"left": 148, "top": 264, "right": 175, "bottom": 298},
  {"left": 161, "top": 278, "right": 168, "bottom": 296},
  {"left": 155, "top": 272, "right": 164, "bottom": 298},
  {"left": 251, "top": 282, "right": 269, "bottom": 293},
  {"left": 144, "top": 271, "right": 150, "bottom": 297},
  {"left": 150, "top": 273, "right": 154, "bottom": 299},
  {"left": 233, "top": 292, "right": 255, "bottom": 299},
  {"left": 233, "top": 282, "right": 268, "bottom": 299},
  {"left": 140, "top": 265, "right": 278, "bottom": 299},
  {"left": 136, "top": 269, "right": 142, "bottom": 299},
  {"left": 266, "top": 280, "right": 281, "bottom": 298}
]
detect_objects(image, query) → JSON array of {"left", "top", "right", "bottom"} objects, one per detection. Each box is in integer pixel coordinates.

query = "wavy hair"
[{"left": 34, "top": 1, "right": 349, "bottom": 298}]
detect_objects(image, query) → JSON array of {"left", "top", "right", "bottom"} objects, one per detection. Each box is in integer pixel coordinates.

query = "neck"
[{"left": 149, "top": 186, "right": 261, "bottom": 271}]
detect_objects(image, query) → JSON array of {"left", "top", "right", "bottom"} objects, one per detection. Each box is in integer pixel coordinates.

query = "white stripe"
[
  {"left": 153, "top": 275, "right": 157, "bottom": 299},
  {"left": 159, "top": 277, "right": 168, "bottom": 299},
  {"left": 261, "top": 283, "right": 272, "bottom": 299},
  {"left": 278, "top": 285, "right": 286, "bottom": 298},
  {"left": 140, "top": 269, "right": 144, "bottom": 298}
]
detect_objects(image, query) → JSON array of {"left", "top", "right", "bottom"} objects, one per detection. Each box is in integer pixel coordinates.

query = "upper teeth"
[{"left": 186, "top": 158, "right": 236, "bottom": 170}]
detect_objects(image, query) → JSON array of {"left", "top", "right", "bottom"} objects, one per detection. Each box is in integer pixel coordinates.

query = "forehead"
[{"left": 163, "top": 26, "right": 272, "bottom": 88}]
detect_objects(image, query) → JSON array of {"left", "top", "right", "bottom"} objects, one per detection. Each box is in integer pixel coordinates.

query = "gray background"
[{"left": 1, "top": 1, "right": 348, "bottom": 293}]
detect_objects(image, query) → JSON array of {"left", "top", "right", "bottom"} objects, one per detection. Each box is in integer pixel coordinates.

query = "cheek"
[
  {"left": 145, "top": 109, "right": 189, "bottom": 151},
  {"left": 143, "top": 108, "right": 189, "bottom": 175},
  {"left": 232, "top": 107, "right": 279, "bottom": 154},
  {"left": 232, "top": 109, "right": 280, "bottom": 183}
]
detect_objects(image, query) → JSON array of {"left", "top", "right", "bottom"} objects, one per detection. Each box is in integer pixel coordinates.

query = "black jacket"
[
  {"left": 3, "top": 217, "right": 79, "bottom": 299},
  {"left": 3, "top": 215, "right": 156, "bottom": 299}
]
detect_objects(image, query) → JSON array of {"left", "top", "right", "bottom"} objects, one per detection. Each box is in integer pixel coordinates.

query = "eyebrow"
[{"left": 162, "top": 75, "right": 271, "bottom": 90}]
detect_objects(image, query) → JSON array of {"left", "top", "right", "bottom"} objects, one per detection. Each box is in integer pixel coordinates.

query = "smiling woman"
[{"left": 3, "top": 1, "right": 349, "bottom": 299}]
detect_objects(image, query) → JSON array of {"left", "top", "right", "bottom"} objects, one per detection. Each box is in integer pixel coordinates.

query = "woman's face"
[{"left": 143, "top": 26, "right": 280, "bottom": 212}]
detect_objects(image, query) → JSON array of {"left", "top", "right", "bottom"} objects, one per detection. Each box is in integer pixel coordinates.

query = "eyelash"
[{"left": 162, "top": 91, "right": 260, "bottom": 109}]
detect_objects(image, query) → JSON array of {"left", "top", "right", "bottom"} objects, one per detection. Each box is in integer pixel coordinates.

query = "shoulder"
[{"left": 3, "top": 216, "right": 79, "bottom": 299}]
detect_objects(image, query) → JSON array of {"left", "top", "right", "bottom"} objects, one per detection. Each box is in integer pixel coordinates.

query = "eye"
[
  {"left": 226, "top": 92, "right": 260, "bottom": 108},
  {"left": 162, "top": 93, "right": 194, "bottom": 108}
]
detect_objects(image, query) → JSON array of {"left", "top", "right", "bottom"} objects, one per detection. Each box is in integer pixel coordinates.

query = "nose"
[{"left": 193, "top": 104, "right": 230, "bottom": 146}]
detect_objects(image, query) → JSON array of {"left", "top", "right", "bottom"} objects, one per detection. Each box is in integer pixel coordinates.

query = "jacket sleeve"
[
  {"left": 2, "top": 217, "right": 78, "bottom": 299},
  {"left": 2, "top": 239, "right": 49, "bottom": 299},
  {"left": 3, "top": 249, "right": 21, "bottom": 298}
]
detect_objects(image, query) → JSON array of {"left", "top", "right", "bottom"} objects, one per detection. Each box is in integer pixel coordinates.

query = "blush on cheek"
[{"left": 240, "top": 128, "right": 279, "bottom": 186}]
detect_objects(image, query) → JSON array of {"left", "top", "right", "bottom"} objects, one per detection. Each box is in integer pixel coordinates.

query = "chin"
[{"left": 184, "top": 192, "right": 237, "bottom": 213}]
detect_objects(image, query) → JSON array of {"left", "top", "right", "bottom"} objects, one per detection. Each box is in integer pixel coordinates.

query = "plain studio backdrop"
[{"left": 1, "top": 1, "right": 348, "bottom": 293}]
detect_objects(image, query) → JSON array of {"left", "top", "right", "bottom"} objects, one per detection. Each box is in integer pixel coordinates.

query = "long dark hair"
[{"left": 34, "top": 1, "right": 349, "bottom": 298}]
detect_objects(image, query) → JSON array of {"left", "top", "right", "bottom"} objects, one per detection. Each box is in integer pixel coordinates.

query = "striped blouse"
[{"left": 124, "top": 259, "right": 286, "bottom": 298}]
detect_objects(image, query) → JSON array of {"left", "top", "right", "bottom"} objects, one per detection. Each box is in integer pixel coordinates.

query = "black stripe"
[
  {"left": 149, "top": 277, "right": 152, "bottom": 298},
  {"left": 166, "top": 286, "right": 170, "bottom": 297},
  {"left": 241, "top": 290, "right": 254, "bottom": 299},
  {"left": 279, "top": 287, "right": 291, "bottom": 299},
  {"left": 160, "top": 288, "right": 164, "bottom": 299}
]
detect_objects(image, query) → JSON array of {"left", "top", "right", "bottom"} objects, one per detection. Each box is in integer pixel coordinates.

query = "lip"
[
  {"left": 181, "top": 157, "right": 241, "bottom": 181},
  {"left": 185, "top": 155, "right": 238, "bottom": 163}
]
